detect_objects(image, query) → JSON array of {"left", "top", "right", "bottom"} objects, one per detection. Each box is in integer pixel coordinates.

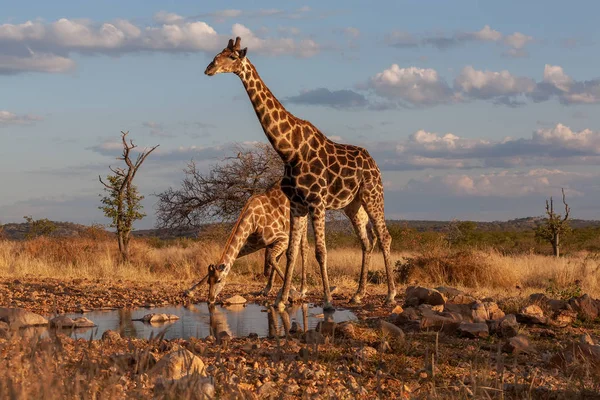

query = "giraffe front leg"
[
  {"left": 274, "top": 212, "right": 304, "bottom": 310},
  {"left": 311, "top": 206, "right": 334, "bottom": 311}
]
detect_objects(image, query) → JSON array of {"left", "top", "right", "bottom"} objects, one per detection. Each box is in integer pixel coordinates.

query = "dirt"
[{"left": 1, "top": 277, "right": 599, "bottom": 399}]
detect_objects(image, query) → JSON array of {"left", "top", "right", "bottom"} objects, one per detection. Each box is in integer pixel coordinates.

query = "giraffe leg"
[
  {"left": 261, "top": 240, "right": 288, "bottom": 296},
  {"left": 310, "top": 206, "right": 334, "bottom": 311},
  {"left": 299, "top": 217, "right": 309, "bottom": 295},
  {"left": 362, "top": 193, "right": 397, "bottom": 305},
  {"left": 275, "top": 211, "right": 306, "bottom": 310},
  {"left": 344, "top": 199, "right": 376, "bottom": 304}
]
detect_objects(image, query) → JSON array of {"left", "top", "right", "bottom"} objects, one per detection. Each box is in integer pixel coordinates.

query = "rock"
[
  {"left": 72, "top": 317, "right": 95, "bottom": 328},
  {"left": 248, "top": 332, "right": 258, "bottom": 339},
  {"left": 517, "top": 304, "right": 547, "bottom": 325},
  {"left": 223, "top": 295, "right": 247, "bottom": 305},
  {"left": 483, "top": 302, "right": 505, "bottom": 321},
  {"left": 443, "top": 303, "right": 474, "bottom": 321},
  {"left": 457, "top": 322, "right": 489, "bottom": 339},
  {"left": 304, "top": 330, "right": 325, "bottom": 345},
  {"left": 551, "top": 309, "right": 577, "bottom": 327},
  {"left": 141, "top": 313, "right": 180, "bottom": 323},
  {"left": 316, "top": 320, "right": 336, "bottom": 337},
  {"left": 452, "top": 294, "right": 478, "bottom": 305},
  {"left": 380, "top": 320, "right": 405, "bottom": 343},
  {"left": 102, "top": 330, "right": 121, "bottom": 342},
  {"left": 568, "top": 294, "right": 600, "bottom": 320},
  {"left": 391, "top": 305, "right": 404, "bottom": 316},
  {"left": 355, "top": 346, "right": 378, "bottom": 360},
  {"left": 488, "top": 314, "right": 519, "bottom": 338},
  {"left": 405, "top": 286, "right": 447, "bottom": 307},
  {"left": 336, "top": 322, "right": 355, "bottom": 338},
  {"left": 434, "top": 286, "right": 463, "bottom": 299},
  {"left": 503, "top": 334, "right": 533, "bottom": 354},
  {"left": 0, "top": 308, "right": 48, "bottom": 328},
  {"left": 580, "top": 334, "right": 596, "bottom": 346},
  {"left": 420, "top": 314, "right": 462, "bottom": 332},
  {"left": 471, "top": 302, "right": 488, "bottom": 323},
  {"left": 149, "top": 349, "right": 206, "bottom": 380},
  {"left": 528, "top": 293, "right": 549, "bottom": 304},
  {"left": 49, "top": 315, "right": 75, "bottom": 328}
]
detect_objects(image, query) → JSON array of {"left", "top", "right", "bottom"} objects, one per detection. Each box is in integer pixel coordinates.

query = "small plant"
[
  {"left": 394, "top": 258, "right": 416, "bottom": 284},
  {"left": 545, "top": 279, "right": 582, "bottom": 300},
  {"left": 535, "top": 188, "right": 571, "bottom": 257},
  {"left": 23, "top": 215, "right": 57, "bottom": 239}
]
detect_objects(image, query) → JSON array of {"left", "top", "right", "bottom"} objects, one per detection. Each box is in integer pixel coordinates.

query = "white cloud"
[
  {"left": 532, "top": 64, "right": 600, "bottom": 104},
  {"left": 368, "top": 64, "right": 453, "bottom": 106},
  {"left": 467, "top": 25, "right": 502, "bottom": 42},
  {"left": 0, "top": 15, "right": 323, "bottom": 74},
  {"left": 0, "top": 110, "right": 43, "bottom": 126},
  {"left": 454, "top": 66, "right": 535, "bottom": 104}
]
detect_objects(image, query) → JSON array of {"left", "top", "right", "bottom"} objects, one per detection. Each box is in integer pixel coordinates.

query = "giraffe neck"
[
  {"left": 218, "top": 204, "right": 254, "bottom": 272},
  {"left": 236, "top": 60, "right": 301, "bottom": 161}
]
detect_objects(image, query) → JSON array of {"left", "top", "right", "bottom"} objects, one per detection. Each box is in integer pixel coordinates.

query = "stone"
[
  {"left": 528, "top": 293, "right": 549, "bottom": 304},
  {"left": 483, "top": 302, "right": 505, "bottom": 321},
  {"left": 488, "top": 314, "right": 519, "bottom": 338},
  {"left": 101, "top": 330, "right": 121, "bottom": 342},
  {"left": 568, "top": 294, "right": 600, "bottom": 320},
  {"left": 405, "top": 286, "right": 447, "bottom": 307},
  {"left": 380, "top": 320, "right": 405, "bottom": 343},
  {"left": 336, "top": 322, "right": 355, "bottom": 338},
  {"left": 49, "top": 315, "right": 75, "bottom": 328},
  {"left": 503, "top": 334, "right": 533, "bottom": 354},
  {"left": 551, "top": 309, "right": 577, "bottom": 327},
  {"left": 434, "top": 286, "right": 463, "bottom": 299},
  {"left": 452, "top": 294, "right": 478, "bottom": 305},
  {"left": 149, "top": 349, "right": 206, "bottom": 380},
  {"left": 304, "top": 330, "right": 325, "bottom": 345},
  {"left": 391, "top": 305, "right": 404, "bottom": 316},
  {"left": 223, "top": 295, "right": 247, "bottom": 305},
  {"left": 316, "top": 320, "right": 336, "bottom": 337},
  {"left": 141, "top": 313, "right": 180, "bottom": 323},
  {"left": 248, "top": 332, "right": 259, "bottom": 339},
  {"left": 517, "top": 304, "right": 547, "bottom": 325},
  {"left": 580, "top": 334, "right": 596, "bottom": 346},
  {"left": 457, "top": 322, "right": 489, "bottom": 339},
  {"left": 355, "top": 346, "right": 378, "bottom": 359},
  {"left": 0, "top": 308, "right": 48, "bottom": 328},
  {"left": 471, "top": 302, "right": 488, "bottom": 323},
  {"left": 72, "top": 317, "right": 95, "bottom": 328},
  {"left": 443, "top": 303, "right": 474, "bottom": 321}
]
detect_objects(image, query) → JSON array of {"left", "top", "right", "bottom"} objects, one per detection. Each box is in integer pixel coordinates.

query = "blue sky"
[{"left": 1, "top": 0, "right": 600, "bottom": 228}]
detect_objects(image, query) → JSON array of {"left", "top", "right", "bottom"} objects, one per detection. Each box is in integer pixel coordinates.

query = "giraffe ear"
[{"left": 239, "top": 47, "right": 247, "bottom": 58}]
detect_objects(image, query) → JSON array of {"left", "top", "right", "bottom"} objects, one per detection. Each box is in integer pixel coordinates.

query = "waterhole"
[{"left": 48, "top": 303, "right": 356, "bottom": 340}]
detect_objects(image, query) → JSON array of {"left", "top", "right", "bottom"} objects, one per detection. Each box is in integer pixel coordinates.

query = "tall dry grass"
[{"left": 0, "top": 236, "right": 599, "bottom": 297}]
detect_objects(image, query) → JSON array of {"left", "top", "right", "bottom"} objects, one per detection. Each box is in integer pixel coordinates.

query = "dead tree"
[
  {"left": 535, "top": 188, "right": 571, "bottom": 257},
  {"left": 99, "top": 131, "right": 158, "bottom": 262}
]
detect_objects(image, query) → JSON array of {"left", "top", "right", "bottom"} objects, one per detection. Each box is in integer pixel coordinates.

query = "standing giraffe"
[{"left": 205, "top": 37, "right": 396, "bottom": 309}]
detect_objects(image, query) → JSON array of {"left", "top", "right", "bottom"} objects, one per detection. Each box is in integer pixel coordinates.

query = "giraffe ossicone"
[{"left": 205, "top": 37, "right": 397, "bottom": 310}]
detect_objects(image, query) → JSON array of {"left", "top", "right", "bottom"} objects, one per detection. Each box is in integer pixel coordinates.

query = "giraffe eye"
[{"left": 228, "top": 54, "right": 237, "bottom": 60}]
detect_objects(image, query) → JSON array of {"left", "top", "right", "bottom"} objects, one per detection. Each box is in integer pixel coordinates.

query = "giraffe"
[
  {"left": 205, "top": 37, "right": 396, "bottom": 310},
  {"left": 203, "top": 185, "right": 310, "bottom": 304}
]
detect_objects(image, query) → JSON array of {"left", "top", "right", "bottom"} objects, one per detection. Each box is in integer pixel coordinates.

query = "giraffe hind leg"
[
  {"left": 361, "top": 192, "right": 397, "bottom": 305},
  {"left": 261, "top": 240, "right": 287, "bottom": 296},
  {"left": 344, "top": 199, "right": 376, "bottom": 304}
]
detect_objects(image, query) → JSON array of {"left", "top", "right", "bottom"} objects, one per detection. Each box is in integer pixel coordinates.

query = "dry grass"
[{"left": 0, "top": 237, "right": 599, "bottom": 298}]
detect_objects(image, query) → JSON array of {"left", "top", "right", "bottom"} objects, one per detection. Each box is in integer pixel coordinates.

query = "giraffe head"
[
  {"left": 205, "top": 37, "right": 248, "bottom": 76},
  {"left": 207, "top": 263, "right": 226, "bottom": 303}
]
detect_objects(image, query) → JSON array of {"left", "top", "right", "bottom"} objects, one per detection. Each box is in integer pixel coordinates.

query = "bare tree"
[
  {"left": 99, "top": 131, "right": 158, "bottom": 262},
  {"left": 535, "top": 188, "right": 571, "bottom": 257},
  {"left": 155, "top": 143, "right": 283, "bottom": 230}
]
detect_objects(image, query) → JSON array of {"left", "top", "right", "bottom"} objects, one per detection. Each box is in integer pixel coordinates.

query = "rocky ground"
[{"left": 0, "top": 277, "right": 599, "bottom": 399}]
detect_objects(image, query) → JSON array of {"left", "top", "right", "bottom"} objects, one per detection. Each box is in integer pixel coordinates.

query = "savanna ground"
[{"left": 0, "top": 229, "right": 599, "bottom": 399}]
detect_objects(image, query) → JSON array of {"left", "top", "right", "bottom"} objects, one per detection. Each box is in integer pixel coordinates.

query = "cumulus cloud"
[
  {"left": 285, "top": 88, "right": 368, "bottom": 109},
  {"left": 0, "top": 110, "right": 43, "bottom": 126},
  {"left": 361, "top": 64, "right": 600, "bottom": 108},
  {"left": 365, "top": 124, "right": 600, "bottom": 171},
  {"left": 142, "top": 121, "right": 175, "bottom": 138},
  {"left": 0, "top": 15, "right": 322, "bottom": 74},
  {"left": 368, "top": 64, "right": 454, "bottom": 106},
  {"left": 385, "top": 25, "right": 533, "bottom": 57}
]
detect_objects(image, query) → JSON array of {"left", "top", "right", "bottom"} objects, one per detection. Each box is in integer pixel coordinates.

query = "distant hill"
[{"left": 3, "top": 217, "right": 600, "bottom": 240}]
